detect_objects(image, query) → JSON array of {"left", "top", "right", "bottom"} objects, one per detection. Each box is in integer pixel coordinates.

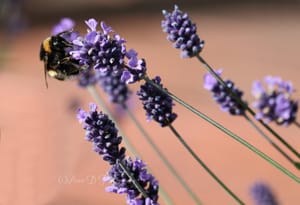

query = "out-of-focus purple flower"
[
  {"left": 77, "top": 67, "right": 99, "bottom": 87},
  {"left": 252, "top": 76, "right": 298, "bottom": 126},
  {"left": 162, "top": 5, "right": 204, "bottom": 58},
  {"left": 250, "top": 182, "right": 278, "bottom": 205},
  {"left": 51, "top": 18, "right": 75, "bottom": 35},
  {"left": 51, "top": 18, "right": 79, "bottom": 42},
  {"left": 1, "top": 0, "right": 27, "bottom": 34},
  {"left": 77, "top": 103, "right": 126, "bottom": 165},
  {"left": 71, "top": 19, "right": 146, "bottom": 84},
  {"left": 104, "top": 157, "right": 159, "bottom": 205},
  {"left": 203, "top": 70, "right": 246, "bottom": 115},
  {"left": 99, "top": 70, "right": 132, "bottom": 104},
  {"left": 137, "top": 76, "right": 177, "bottom": 127}
]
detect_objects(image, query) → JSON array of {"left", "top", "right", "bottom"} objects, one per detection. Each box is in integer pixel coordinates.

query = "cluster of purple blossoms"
[
  {"left": 252, "top": 76, "right": 298, "bottom": 126},
  {"left": 104, "top": 158, "right": 159, "bottom": 205},
  {"left": 203, "top": 70, "right": 246, "bottom": 115},
  {"left": 70, "top": 18, "right": 146, "bottom": 84},
  {"left": 77, "top": 103, "right": 159, "bottom": 205},
  {"left": 162, "top": 5, "right": 205, "bottom": 58},
  {"left": 137, "top": 76, "right": 177, "bottom": 127},
  {"left": 77, "top": 103, "right": 126, "bottom": 165},
  {"left": 250, "top": 182, "right": 278, "bottom": 205}
]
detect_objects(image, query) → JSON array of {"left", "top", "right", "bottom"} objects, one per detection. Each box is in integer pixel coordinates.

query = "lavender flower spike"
[
  {"left": 250, "top": 182, "right": 278, "bottom": 205},
  {"left": 203, "top": 69, "right": 246, "bottom": 115},
  {"left": 252, "top": 76, "right": 298, "bottom": 126},
  {"left": 77, "top": 103, "right": 126, "bottom": 165},
  {"left": 77, "top": 103, "right": 159, "bottom": 204},
  {"left": 137, "top": 76, "right": 177, "bottom": 127},
  {"left": 162, "top": 5, "right": 204, "bottom": 58},
  {"left": 104, "top": 157, "right": 159, "bottom": 205}
]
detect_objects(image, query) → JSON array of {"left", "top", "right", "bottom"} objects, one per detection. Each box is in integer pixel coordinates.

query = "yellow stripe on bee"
[
  {"left": 48, "top": 70, "right": 58, "bottom": 77},
  {"left": 43, "top": 37, "right": 52, "bottom": 53}
]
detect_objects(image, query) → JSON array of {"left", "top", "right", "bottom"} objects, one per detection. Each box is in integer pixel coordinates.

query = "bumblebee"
[{"left": 39, "top": 31, "right": 83, "bottom": 87}]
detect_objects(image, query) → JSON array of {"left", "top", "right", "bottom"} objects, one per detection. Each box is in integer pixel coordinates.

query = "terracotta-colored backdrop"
[{"left": 1, "top": 3, "right": 299, "bottom": 205}]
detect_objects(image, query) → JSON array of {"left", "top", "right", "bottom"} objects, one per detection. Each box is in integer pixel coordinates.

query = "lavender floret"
[
  {"left": 137, "top": 76, "right": 177, "bottom": 127},
  {"left": 203, "top": 70, "right": 246, "bottom": 115},
  {"left": 162, "top": 5, "right": 204, "bottom": 58}
]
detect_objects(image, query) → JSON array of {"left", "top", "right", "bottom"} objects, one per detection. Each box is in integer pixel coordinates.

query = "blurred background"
[{"left": 1, "top": 0, "right": 300, "bottom": 204}]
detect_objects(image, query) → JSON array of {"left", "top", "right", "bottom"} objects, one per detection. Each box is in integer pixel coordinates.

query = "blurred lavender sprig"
[
  {"left": 203, "top": 69, "right": 246, "bottom": 116},
  {"left": 203, "top": 70, "right": 300, "bottom": 167},
  {"left": 252, "top": 76, "right": 298, "bottom": 127},
  {"left": 250, "top": 182, "right": 279, "bottom": 205}
]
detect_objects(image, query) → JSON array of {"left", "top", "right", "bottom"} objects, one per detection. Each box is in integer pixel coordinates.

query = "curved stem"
[
  {"left": 142, "top": 76, "right": 300, "bottom": 183},
  {"left": 123, "top": 103, "right": 202, "bottom": 205},
  {"left": 196, "top": 54, "right": 300, "bottom": 159},
  {"left": 168, "top": 124, "right": 245, "bottom": 204}
]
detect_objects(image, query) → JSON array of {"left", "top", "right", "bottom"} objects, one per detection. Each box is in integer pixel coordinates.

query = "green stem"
[
  {"left": 143, "top": 76, "right": 300, "bottom": 183},
  {"left": 196, "top": 54, "right": 300, "bottom": 159},
  {"left": 243, "top": 114, "right": 299, "bottom": 169},
  {"left": 117, "top": 159, "right": 149, "bottom": 198},
  {"left": 168, "top": 124, "right": 245, "bottom": 204},
  {"left": 87, "top": 85, "right": 174, "bottom": 205},
  {"left": 123, "top": 103, "right": 202, "bottom": 205}
]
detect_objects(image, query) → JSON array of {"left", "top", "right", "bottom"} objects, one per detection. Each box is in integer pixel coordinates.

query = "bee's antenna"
[{"left": 44, "top": 63, "right": 48, "bottom": 88}]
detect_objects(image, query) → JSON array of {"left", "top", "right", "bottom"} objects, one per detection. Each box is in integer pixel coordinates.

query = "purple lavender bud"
[
  {"left": 121, "top": 49, "right": 147, "bottom": 84},
  {"left": 203, "top": 70, "right": 246, "bottom": 115},
  {"left": 137, "top": 76, "right": 177, "bottom": 127},
  {"left": 162, "top": 5, "right": 204, "bottom": 58},
  {"left": 250, "top": 182, "right": 278, "bottom": 205},
  {"left": 77, "top": 103, "right": 126, "bottom": 165},
  {"left": 252, "top": 76, "right": 298, "bottom": 126},
  {"left": 104, "top": 157, "right": 159, "bottom": 205}
]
